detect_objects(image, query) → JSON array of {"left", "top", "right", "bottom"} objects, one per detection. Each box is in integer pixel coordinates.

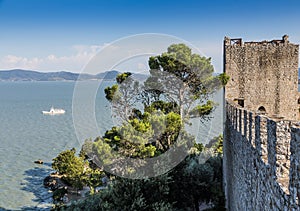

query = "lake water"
[{"left": 0, "top": 81, "right": 223, "bottom": 210}]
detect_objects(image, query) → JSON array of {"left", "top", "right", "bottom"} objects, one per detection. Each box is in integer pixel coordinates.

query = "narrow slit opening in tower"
[{"left": 238, "top": 99, "right": 244, "bottom": 107}]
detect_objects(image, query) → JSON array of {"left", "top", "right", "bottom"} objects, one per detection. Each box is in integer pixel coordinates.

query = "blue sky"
[{"left": 1, "top": 0, "right": 300, "bottom": 73}]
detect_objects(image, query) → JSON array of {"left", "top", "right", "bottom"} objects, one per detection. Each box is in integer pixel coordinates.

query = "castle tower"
[{"left": 224, "top": 35, "right": 299, "bottom": 120}]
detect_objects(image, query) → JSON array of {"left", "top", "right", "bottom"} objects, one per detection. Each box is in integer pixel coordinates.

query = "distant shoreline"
[{"left": 0, "top": 69, "right": 148, "bottom": 82}]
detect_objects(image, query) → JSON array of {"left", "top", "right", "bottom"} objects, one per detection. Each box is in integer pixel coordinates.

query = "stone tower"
[{"left": 224, "top": 35, "right": 299, "bottom": 120}]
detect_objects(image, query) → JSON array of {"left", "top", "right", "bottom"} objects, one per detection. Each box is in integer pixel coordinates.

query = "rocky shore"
[{"left": 43, "top": 173, "right": 90, "bottom": 206}]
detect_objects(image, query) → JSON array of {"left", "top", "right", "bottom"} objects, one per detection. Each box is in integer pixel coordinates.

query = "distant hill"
[
  {"left": 1, "top": 69, "right": 298, "bottom": 82},
  {"left": 95, "top": 70, "right": 120, "bottom": 80},
  {"left": 0, "top": 69, "right": 121, "bottom": 81}
]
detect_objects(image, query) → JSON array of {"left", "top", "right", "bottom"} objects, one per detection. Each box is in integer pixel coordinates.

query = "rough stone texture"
[
  {"left": 223, "top": 36, "right": 300, "bottom": 210},
  {"left": 224, "top": 35, "right": 299, "bottom": 120},
  {"left": 224, "top": 101, "right": 300, "bottom": 210}
]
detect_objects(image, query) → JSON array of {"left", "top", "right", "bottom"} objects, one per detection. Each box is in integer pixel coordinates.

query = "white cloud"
[
  {"left": 1, "top": 55, "right": 41, "bottom": 70},
  {"left": 0, "top": 41, "right": 223, "bottom": 74},
  {"left": 0, "top": 44, "right": 106, "bottom": 72}
]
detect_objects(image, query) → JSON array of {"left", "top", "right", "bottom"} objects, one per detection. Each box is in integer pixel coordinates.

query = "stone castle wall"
[
  {"left": 224, "top": 100, "right": 300, "bottom": 210},
  {"left": 224, "top": 36, "right": 299, "bottom": 120}
]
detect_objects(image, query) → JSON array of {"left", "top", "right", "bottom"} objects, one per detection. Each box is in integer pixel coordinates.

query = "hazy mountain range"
[
  {"left": 0, "top": 69, "right": 148, "bottom": 81},
  {"left": 1, "top": 69, "right": 299, "bottom": 82}
]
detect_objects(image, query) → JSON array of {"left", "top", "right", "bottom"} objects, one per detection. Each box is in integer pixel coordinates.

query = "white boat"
[{"left": 42, "top": 107, "right": 65, "bottom": 115}]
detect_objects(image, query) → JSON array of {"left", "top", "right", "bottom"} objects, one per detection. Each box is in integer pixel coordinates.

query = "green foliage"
[
  {"left": 205, "top": 156, "right": 225, "bottom": 209},
  {"left": 98, "top": 176, "right": 172, "bottom": 210},
  {"left": 105, "top": 72, "right": 134, "bottom": 103},
  {"left": 52, "top": 148, "right": 84, "bottom": 175},
  {"left": 213, "top": 135, "right": 223, "bottom": 155},
  {"left": 105, "top": 72, "right": 141, "bottom": 121},
  {"left": 92, "top": 138, "right": 115, "bottom": 166},
  {"left": 53, "top": 44, "right": 227, "bottom": 210},
  {"left": 206, "top": 135, "right": 223, "bottom": 155},
  {"left": 82, "top": 168, "right": 104, "bottom": 194},
  {"left": 218, "top": 73, "right": 230, "bottom": 86},
  {"left": 193, "top": 142, "right": 204, "bottom": 153},
  {"left": 166, "top": 152, "right": 225, "bottom": 210},
  {"left": 103, "top": 127, "right": 121, "bottom": 146},
  {"left": 116, "top": 72, "right": 132, "bottom": 84},
  {"left": 104, "top": 73, "right": 136, "bottom": 105},
  {"left": 52, "top": 148, "right": 85, "bottom": 189},
  {"left": 91, "top": 107, "right": 184, "bottom": 166},
  {"left": 104, "top": 84, "right": 118, "bottom": 102},
  {"left": 144, "top": 100, "right": 179, "bottom": 115},
  {"left": 61, "top": 151, "right": 225, "bottom": 211},
  {"left": 146, "top": 43, "right": 220, "bottom": 123},
  {"left": 139, "top": 144, "right": 157, "bottom": 158},
  {"left": 149, "top": 43, "right": 214, "bottom": 85},
  {"left": 189, "top": 100, "right": 215, "bottom": 118},
  {"left": 56, "top": 193, "right": 102, "bottom": 211},
  {"left": 79, "top": 139, "right": 94, "bottom": 159},
  {"left": 52, "top": 148, "right": 105, "bottom": 192},
  {"left": 61, "top": 175, "right": 174, "bottom": 211},
  {"left": 82, "top": 44, "right": 226, "bottom": 209}
]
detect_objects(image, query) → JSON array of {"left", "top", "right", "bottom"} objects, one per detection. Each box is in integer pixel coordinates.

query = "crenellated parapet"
[
  {"left": 224, "top": 35, "right": 290, "bottom": 47},
  {"left": 224, "top": 100, "right": 300, "bottom": 210}
]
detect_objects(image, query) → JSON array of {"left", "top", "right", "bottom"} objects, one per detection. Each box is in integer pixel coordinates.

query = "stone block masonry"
[
  {"left": 224, "top": 35, "right": 300, "bottom": 210},
  {"left": 224, "top": 100, "right": 300, "bottom": 210},
  {"left": 224, "top": 35, "right": 299, "bottom": 120}
]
